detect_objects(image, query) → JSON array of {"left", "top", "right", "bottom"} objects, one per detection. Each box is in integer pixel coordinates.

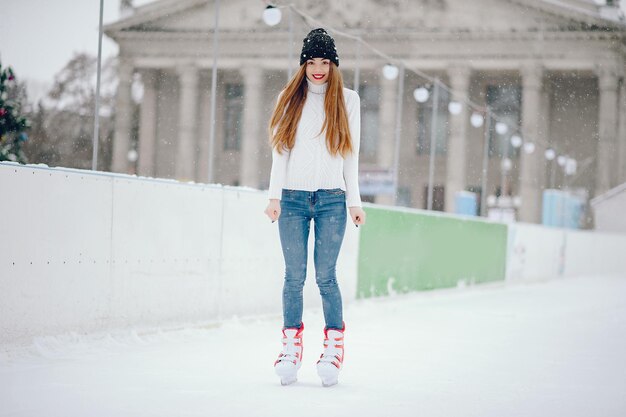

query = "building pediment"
[{"left": 104, "top": 0, "right": 624, "bottom": 39}]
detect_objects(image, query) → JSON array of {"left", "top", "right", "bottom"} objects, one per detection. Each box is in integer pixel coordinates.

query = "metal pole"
[
  {"left": 353, "top": 39, "right": 361, "bottom": 93},
  {"left": 550, "top": 159, "right": 556, "bottom": 189},
  {"left": 480, "top": 109, "right": 492, "bottom": 216},
  {"left": 287, "top": 6, "right": 294, "bottom": 79},
  {"left": 208, "top": 0, "right": 220, "bottom": 184},
  {"left": 426, "top": 79, "right": 440, "bottom": 211},
  {"left": 561, "top": 172, "right": 568, "bottom": 228},
  {"left": 91, "top": 0, "right": 104, "bottom": 171},
  {"left": 500, "top": 126, "right": 510, "bottom": 197},
  {"left": 391, "top": 65, "right": 405, "bottom": 206}
]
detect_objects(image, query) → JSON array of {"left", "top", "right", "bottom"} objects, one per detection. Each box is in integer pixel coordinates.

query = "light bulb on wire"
[
  {"left": 263, "top": 5, "right": 282, "bottom": 26},
  {"left": 565, "top": 158, "right": 577, "bottom": 175},
  {"left": 382, "top": 64, "right": 399, "bottom": 80},
  {"left": 495, "top": 122, "right": 508, "bottom": 135},
  {"left": 413, "top": 87, "right": 429, "bottom": 103},
  {"left": 523, "top": 142, "right": 535, "bottom": 154},
  {"left": 470, "top": 112, "right": 484, "bottom": 128},
  {"left": 448, "top": 101, "right": 462, "bottom": 115},
  {"left": 510, "top": 135, "right": 522, "bottom": 148}
]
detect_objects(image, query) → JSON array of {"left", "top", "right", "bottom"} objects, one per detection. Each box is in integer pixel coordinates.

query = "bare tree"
[{"left": 23, "top": 52, "right": 119, "bottom": 171}]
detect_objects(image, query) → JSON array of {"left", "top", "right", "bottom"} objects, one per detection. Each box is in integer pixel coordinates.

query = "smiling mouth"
[{"left": 312, "top": 74, "right": 325, "bottom": 79}]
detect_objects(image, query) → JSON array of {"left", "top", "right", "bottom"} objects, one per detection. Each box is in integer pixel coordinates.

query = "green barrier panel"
[{"left": 357, "top": 206, "right": 508, "bottom": 298}]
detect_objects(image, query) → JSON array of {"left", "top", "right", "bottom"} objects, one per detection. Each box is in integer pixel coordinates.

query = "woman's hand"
[
  {"left": 349, "top": 206, "right": 366, "bottom": 227},
  {"left": 265, "top": 199, "right": 281, "bottom": 222}
]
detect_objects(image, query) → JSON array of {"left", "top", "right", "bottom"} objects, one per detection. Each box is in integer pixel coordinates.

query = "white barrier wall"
[
  {"left": 0, "top": 162, "right": 360, "bottom": 346},
  {"left": 2, "top": 161, "right": 623, "bottom": 347},
  {"left": 506, "top": 223, "right": 626, "bottom": 281},
  {"left": 563, "top": 229, "right": 626, "bottom": 277},
  {"left": 506, "top": 223, "right": 565, "bottom": 281}
]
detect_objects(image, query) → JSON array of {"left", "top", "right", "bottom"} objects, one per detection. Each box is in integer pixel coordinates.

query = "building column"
[
  {"left": 137, "top": 69, "right": 158, "bottom": 177},
  {"left": 616, "top": 73, "right": 626, "bottom": 185},
  {"left": 374, "top": 75, "right": 397, "bottom": 205},
  {"left": 594, "top": 62, "right": 620, "bottom": 195},
  {"left": 445, "top": 64, "right": 471, "bottom": 213},
  {"left": 540, "top": 78, "right": 553, "bottom": 189},
  {"left": 111, "top": 61, "right": 134, "bottom": 173},
  {"left": 175, "top": 65, "right": 199, "bottom": 181},
  {"left": 196, "top": 73, "right": 211, "bottom": 184},
  {"left": 519, "top": 63, "right": 544, "bottom": 223},
  {"left": 240, "top": 67, "right": 263, "bottom": 188}
]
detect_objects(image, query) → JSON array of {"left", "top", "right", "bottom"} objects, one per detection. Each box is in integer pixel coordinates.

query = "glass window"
[
  {"left": 359, "top": 83, "right": 379, "bottom": 158},
  {"left": 417, "top": 87, "right": 450, "bottom": 155},
  {"left": 224, "top": 83, "right": 243, "bottom": 151},
  {"left": 486, "top": 84, "right": 521, "bottom": 158},
  {"left": 423, "top": 184, "right": 445, "bottom": 211}
]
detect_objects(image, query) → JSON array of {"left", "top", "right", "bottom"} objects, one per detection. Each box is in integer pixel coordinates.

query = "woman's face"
[{"left": 305, "top": 58, "right": 330, "bottom": 84}]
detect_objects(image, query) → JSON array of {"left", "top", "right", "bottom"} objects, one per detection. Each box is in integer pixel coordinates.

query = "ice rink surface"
[{"left": 2, "top": 275, "right": 625, "bottom": 417}]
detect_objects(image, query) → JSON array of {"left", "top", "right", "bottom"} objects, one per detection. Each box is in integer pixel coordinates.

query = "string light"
[
  {"left": 263, "top": 5, "right": 282, "bottom": 26},
  {"left": 413, "top": 87, "right": 429, "bottom": 103},
  {"left": 448, "top": 101, "right": 462, "bottom": 115},
  {"left": 495, "top": 122, "right": 508, "bottom": 135},
  {"left": 265, "top": 2, "right": 579, "bottom": 188},
  {"left": 470, "top": 112, "right": 484, "bottom": 128},
  {"left": 382, "top": 64, "right": 399, "bottom": 80}
]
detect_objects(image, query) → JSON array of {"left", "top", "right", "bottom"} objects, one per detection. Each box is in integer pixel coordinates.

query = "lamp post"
[
  {"left": 353, "top": 38, "right": 361, "bottom": 93},
  {"left": 287, "top": 7, "right": 293, "bottom": 78},
  {"left": 391, "top": 64, "right": 405, "bottom": 206},
  {"left": 207, "top": 0, "right": 221, "bottom": 183},
  {"left": 495, "top": 121, "right": 509, "bottom": 198},
  {"left": 91, "top": 0, "right": 104, "bottom": 171},
  {"left": 545, "top": 147, "right": 556, "bottom": 188},
  {"left": 426, "top": 79, "right": 440, "bottom": 211},
  {"left": 479, "top": 110, "right": 491, "bottom": 216}
]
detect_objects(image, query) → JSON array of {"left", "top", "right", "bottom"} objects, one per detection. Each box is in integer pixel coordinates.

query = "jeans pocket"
[{"left": 323, "top": 188, "right": 345, "bottom": 196}]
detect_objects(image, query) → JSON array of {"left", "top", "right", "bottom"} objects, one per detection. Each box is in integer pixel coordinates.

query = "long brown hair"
[{"left": 268, "top": 62, "right": 353, "bottom": 158}]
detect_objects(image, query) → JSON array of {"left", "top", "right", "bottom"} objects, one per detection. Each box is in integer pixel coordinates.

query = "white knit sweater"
[{"left": 267, "top": 78, "right": 362, "bottom": 208}]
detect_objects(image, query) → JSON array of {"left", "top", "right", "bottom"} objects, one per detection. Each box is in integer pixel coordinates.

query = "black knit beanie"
[{"left": 299, "top": 28, "right": 339, "bottom": 67}]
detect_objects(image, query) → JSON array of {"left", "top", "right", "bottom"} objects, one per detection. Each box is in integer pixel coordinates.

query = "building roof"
[
  {"left": 590, "top": 182, "right": 626, "bottom": 207},
  {"left": 104, "top": 0, "right": 626, "bottom": 35}
]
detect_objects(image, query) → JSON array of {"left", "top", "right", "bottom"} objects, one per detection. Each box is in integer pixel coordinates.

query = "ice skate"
[
  {"left": 274, "top": 323, "right": 304, "bottom": 385},
  {"left": 316, "top": 324, "right": 345, "bottom": 387}
]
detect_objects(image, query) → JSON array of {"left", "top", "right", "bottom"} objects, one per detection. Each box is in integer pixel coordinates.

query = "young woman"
[{"left": 263, "top": 28, "right": 366, "bottom": 387}]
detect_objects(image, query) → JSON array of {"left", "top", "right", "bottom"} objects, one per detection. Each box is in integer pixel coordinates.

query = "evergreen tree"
[{"left": 0, "top": 62, "right": 30, "bottom": 163}]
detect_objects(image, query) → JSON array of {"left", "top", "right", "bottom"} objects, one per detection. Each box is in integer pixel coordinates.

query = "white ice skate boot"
[
  {"left": 274, "top": 323, "right": 304, "bottom": 386},
  {"left": 316, "top": 323, "right": 345, "bottom": 387}
]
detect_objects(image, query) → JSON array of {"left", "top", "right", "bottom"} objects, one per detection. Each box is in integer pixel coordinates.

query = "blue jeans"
[{"left": 278, "top": 188, "right": 347, "bottom": 330}]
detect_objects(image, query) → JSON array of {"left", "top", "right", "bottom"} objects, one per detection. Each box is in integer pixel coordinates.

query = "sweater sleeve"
[
  {"left": 343, "top": 90, "right": 362, "bottom": 208},
  {"left": 268, "top": 144, "right": 289, "bottom": 200},
  {"left": 268, "top": 91, "right": 289, "bottom": 200}
]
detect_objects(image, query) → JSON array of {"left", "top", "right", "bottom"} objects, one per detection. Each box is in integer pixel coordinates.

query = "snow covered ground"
[{"left": 1, "top": 275, "right": 625, "bottom": 417}]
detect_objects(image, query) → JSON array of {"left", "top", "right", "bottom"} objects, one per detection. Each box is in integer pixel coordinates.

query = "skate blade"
[
  {"left": 321, "top": 378, "right": 338, "bottom": 387},
  {"left": 275, "top": 363, "right": 299, "bottom": 386},
  {"left": 317, "top": 363, "right": 339, "bottom": 387},
  {"left": 280, "top": 375, "right": 298, "bottom": 386}
]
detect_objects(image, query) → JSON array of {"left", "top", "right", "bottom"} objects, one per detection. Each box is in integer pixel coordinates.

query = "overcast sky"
[{"left": 0, "top": 0, "right": 152, "bottom": 102}]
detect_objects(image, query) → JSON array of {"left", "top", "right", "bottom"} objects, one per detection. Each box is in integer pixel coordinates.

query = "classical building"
[{"left": 105, "top": 0, "right": 626, "bottom": 225}]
